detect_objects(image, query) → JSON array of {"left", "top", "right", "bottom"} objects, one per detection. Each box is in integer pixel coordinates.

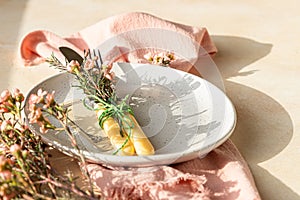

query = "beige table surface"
[{"left": 1, "top": 0, "right": 299, "bottom": 199}]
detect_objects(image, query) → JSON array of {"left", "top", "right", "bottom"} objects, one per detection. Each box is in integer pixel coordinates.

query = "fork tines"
[
  {"left": 97, "top": 49, "right": 103, "bottom": 66},
  {"left": 85, "top": 49, "right": 103, "bottom": 69}
]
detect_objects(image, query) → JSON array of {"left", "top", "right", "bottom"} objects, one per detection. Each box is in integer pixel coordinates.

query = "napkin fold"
[
  {"left": 20, "top": 12, "right": 217, "bottom": 67},
  {"left": 87, "top": 140, "right": 259, "bottom": 200},
  {"left": 20, "top": 12, "right": 260, "bottom": 200}
]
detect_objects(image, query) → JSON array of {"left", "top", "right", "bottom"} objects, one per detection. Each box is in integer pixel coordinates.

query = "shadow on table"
[{"left": 212, "top": 35, "right": 298, "bottom": 200}]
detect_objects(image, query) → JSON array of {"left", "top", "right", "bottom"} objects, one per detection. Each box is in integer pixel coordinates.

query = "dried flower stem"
[
  {"left": 31, "top": 90, "right": 96, "bottom": 198},
  {"left": 38, "top": 175, "right": 98, "bottom": 200},
  {"left": 0, "top": 88, "right": 100, "bottom": 199}
]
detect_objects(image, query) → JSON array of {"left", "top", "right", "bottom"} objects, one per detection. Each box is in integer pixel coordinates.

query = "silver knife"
[{"left": 59, "top": 46, "right": 84, "bottom": 65}]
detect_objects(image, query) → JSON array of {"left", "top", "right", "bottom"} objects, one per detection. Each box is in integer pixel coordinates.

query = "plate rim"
[{"left": 24, "top": 63, "right": 236, "bottom": 167}]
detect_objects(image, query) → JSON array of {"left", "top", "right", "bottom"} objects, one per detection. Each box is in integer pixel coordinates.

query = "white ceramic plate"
[{"left": 24, "top": 63, "right": 236, "bottom": 167}]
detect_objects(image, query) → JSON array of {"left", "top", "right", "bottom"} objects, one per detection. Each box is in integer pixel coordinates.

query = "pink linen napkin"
[
  {"left": 87, "top": 140, "right": 259, "bottom": 200},
  {"left": 19, "top": 12, "right": 261, "bottom": 200},
  {"left": 20, "top": 12, "right": 216, "bottom": 69}
]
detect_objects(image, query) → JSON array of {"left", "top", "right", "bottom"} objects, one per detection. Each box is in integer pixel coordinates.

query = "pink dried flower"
[
  {"left": 102, "top": 65, "right": 114, "bottom": 81},
  {"left": 29, "top": 89, "right": 47, "bottom": 106},
  {"left": 10, "top": 144, "right": 21, "bottom": 154},
  {"left": 144, "top": 52, "right": 153, "bottom": 61},
  {"left": 104, "top": 73, "right": 113, "bottom": 80},
  {"left": 0, "top": 170, "right": 12, "bottom": 180},
  {"left": 7, "top": 130, "right": 15, "bottom": 139},
  {"left": 67, "top": 60, "right": 81, "bottom": 73},
  {"left": 1, "top": 191, "right": 16, "bottom": 200},
  {"left": 104, "top": 70, "right": 114, "bottom": 81},
  {"left": 28, "top": 95, "right": 39, "bottom": 106},
  {"left": 0, "top": 104, "right": 9, "bottom": 113},
  {"left": 37, "top": 117, "right": 55, "bottom": 134},
  {"left": 28, "top": 108, "right": 43, "bottom": 124},
  {"left": 28, "top": 107, "right": 55, "bottom": 134},
  {"left": 43, "top": 91, "right": 55, "bottom": 109},
  {"left": 28, "top": 90, "right": 58, "bottom": 133},
  {"left": 144, "top": 52, "right": 175, "bottom": 66},
  {"left": 12, "top": 88, "right": 20, "bottom": 96},
  {"left": 22, "top": 150, "right": 28, "bottom": 158},
  {"left": 39, "top": 124, "right": 49, "bottom": 134},
  {"left": 0, "top": 120, "right": 12, "bottom": 132},
  {"left": 2, "top": 101, "right": 13, "bottom": 108},
  {"left": 83, "top": 59, "right": 95, "bottom": 70},
  {"left": 0, "top": 90, "right": 11, "bottom": 103},
  {"left": 37, "top": 89, "right": 47, "bottom": 98},
  {"left": 12, "top": 88, "right": 24, "bottom": 102}
]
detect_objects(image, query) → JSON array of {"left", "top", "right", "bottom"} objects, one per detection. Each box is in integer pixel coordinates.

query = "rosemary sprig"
[
  {"left": 46, "top": 53, "right": 114, "bottom": 102},
  {"left": 46, "top": 51, "right": 136, "bottom": 155}
]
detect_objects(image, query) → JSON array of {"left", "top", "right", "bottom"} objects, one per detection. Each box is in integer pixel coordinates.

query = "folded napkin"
[{"left": 20, "top": 12, "right": 261, "bottom": 200}]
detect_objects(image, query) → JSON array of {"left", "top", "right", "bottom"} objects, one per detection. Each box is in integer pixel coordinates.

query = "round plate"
[{"left": 24, "top": 63, "right": 236, "bottom": 167}]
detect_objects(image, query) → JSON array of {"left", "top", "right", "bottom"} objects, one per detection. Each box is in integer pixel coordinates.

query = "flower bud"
[
  {"left": 44, "top": 91, "right": 55, "bottom": 108},
  {"left": 144, "top": 52, "right": 153, "bottom": 61},
  {"left": 83, "top": 59, "right": 95, "bottom": 70},
  {"left": 0, "top": 120, "right": 12, "bottom": 132},
  {"left": 0, "top": 104, "right": 9, "bottom": 113},
  {"left": 22, "top": 150, "right": 28, "bottom": 159},
  {"left": 12, "top": 88, "right": 24, "bottom": 102},
  {"left": 67, "top": 60, "right": 81, "bottom": 73},
  {"left": 10, "top": 144, "right": 21, "bottom": 154},
  {"left": 0, "top": 90, "right": 11, "bottom": 103},
  {"left": 0, "top": 170, "right": 12, "bottom": 180}
]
